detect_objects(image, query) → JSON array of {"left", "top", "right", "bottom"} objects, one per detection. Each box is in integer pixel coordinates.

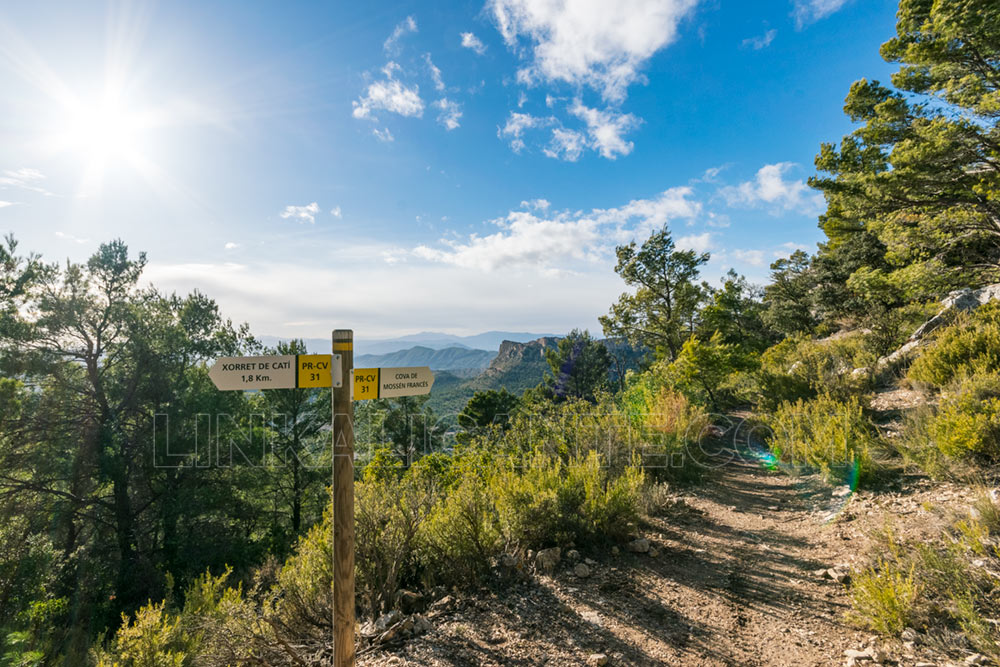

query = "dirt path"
[{"left": 359, "top": 449, "right": 960, "bottom": 666}]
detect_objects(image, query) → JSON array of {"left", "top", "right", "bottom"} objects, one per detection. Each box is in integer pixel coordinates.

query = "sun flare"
[{"left": 55, "top": 92, "right": 148, "bottom": 161}]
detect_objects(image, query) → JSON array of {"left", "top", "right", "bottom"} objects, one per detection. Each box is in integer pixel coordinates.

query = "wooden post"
[{"left": 332, "top": 330, "right": 355, "bottom": 666}]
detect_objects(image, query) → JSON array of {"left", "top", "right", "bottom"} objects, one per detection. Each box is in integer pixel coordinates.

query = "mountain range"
[{"left": 257, "top": 331, "right": 559, "bottom": 355}]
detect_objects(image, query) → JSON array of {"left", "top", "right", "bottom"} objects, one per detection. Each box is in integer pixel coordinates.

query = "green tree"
[
  {"left": 601, "top": 226, "right": 708, "bottom": 360},
  {"left": 699, "top": 270, "right": 775, "bottom": 354},
  {"left": 667, "top": 332, "right": 739, "bottom": 410},
  {"left": 811, "top": 0, "right": 1000, "bottom": 288},
  {"left": 457, "top": 388, "right": 520, "bottom": 443},
  {"left": 763, "top": 250, "right": 817, "bottom": 335},
  {"left": 259, "top": 339, "right": 330, "bottom": 546},
  {"left": 542, "top": 329, "right": 612, "bottom": 403}
]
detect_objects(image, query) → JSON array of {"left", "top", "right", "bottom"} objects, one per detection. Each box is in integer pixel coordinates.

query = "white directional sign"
[
  {"left": 353, "top": 366, "right": 434, "bottom": 400},
  {"left": 209, "top": 354, "right": 342, "bottom": 391}
]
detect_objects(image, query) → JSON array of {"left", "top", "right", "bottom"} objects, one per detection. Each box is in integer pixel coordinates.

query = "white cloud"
[
  {"left": 434, "top": 98, "right": 462, "bottom": 130},
  {"left": 224, "top": 242, "right": 240, "bottom": 250},
  {"left": 676, "top": 232, "right": 713, "bottom": 253},
  {"left": 424, "top": 54, "right": 445, "bottom": 91},
  {"left": 460, "top": 32, "right": 487, "bottom": 55},
  {"left": 54, "top": 231, "right": 90, "bottom": 244},
  {"left": 520, "top": 198, "right": 551, "bottom": 210},
  {"left": 569, "top": 101, "right": 641, "bottom": 159},
  {"left": 489, "top": 0, "right": 699, "bottom": 102},
  {"left": 384, "top": 16, "right": 417, "bottom": 53},
  {"left": 353, "top": 78, "right": 424, "bottom": 120},
  {"left": 279, "top": 202, "right": 320, "bottom": 224},
  {"left": 742, "top": 29, "right": 777, "bottom": 50},
  {"left": 412, "top": 186, "right": 701, "bottom": 271},
  {"left": 373, "top": 127, "right": 395, "bottom": 142},
  {"left": 706, "top": 212, "right": 730, "bottom": 228},
  {"left": 792, "top": 0, "right": 850, "bottom": 28},
  {"left": 498, "top": 112, "right": 554, "bottom": 152},
  {"left": 719, "top": 162, "right": 824, "bottom": 214},
  {"left": 544, "top": 128, "right": 587, "bottom": 161},
  {"left": 731, "top": 248, "right": 765, "bottom": 266},
  {"left": 0, "top": 167, "right": 54, "bottom": 196},
  {"left": 0, "top": 201, "right": 11, "bottom": 208},
  {"left": 330, "top": 206, "right": 342, "bottom": 218}
]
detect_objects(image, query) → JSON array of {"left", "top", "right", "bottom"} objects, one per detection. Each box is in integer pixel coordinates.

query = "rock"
[
  {"left": 374, "top": 610, "right": 403, "bottom": 633},
  {"left": 627, "top": 538, "right": 650, "bottom": 553},
  {"left": 378, "top": 615, "right": 415, "bottom": 644},
  {"left": 965, "top": 654, "right": 988, "bottom": 665},
  {"left": 566, "top": 549, "right": 581, "bottom": 561},
  {"left": 587, "top": 654, "right": 609, "bottom": 666},
  {"left": 648, "top": 547, "right": 659, "bottom": 558},
  {"left": 826, "top": 565, "right": 852, "bottom": 584},
  {"left": 395, "top": 589, "right": 425, "bottom": 614},
  {"left": 585, "top": 557, "right": 597, "bottom": 566},
  {"left": 412, "top": 614, "right": 433, "bottom": 636},
  {"left": 428, "top": 595, "right": 455, "bottom": 615},
  {"left": 844, "top": 648, "right": 874, "bottom": 663},
  {"left": 500, "top": 553, "right": 519, "bottom": 569},
  {"left": 535, "top": 546, "right": 561, "bottom": 574},
  {"left": 611, "top": 546, "right": 620, "bottom": 556},
  {"left": 574, "top": 563, "right": 592, "bottom": 578},
  {"left": 901, "top": 627, "right": 918, "bottom": 642},
  {"left": 832, "top": 485, "right": 852, "bottom": 498}
]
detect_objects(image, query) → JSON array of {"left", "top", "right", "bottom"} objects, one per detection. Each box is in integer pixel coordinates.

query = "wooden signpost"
[{"left": 208, "top": 331, "right": 434, "bottom": 667}]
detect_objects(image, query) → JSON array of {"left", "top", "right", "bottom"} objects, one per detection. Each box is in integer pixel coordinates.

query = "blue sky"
[{"left": 0, "top": 0, "right": 898, "bottom": 339}]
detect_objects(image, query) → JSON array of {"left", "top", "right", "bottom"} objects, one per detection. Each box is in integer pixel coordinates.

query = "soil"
[{"left": 358, "top": 448, "right": 977, "bottom": 667}]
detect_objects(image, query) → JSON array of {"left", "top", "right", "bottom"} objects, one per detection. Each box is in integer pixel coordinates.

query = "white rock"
[{"left": 626, "top": 538, "right": 650, "bottom": 553}]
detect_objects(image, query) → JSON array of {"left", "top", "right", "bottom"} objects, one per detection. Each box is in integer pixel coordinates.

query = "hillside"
[{"left": 426, "top": 337, "right": 560, "bottom": 415}]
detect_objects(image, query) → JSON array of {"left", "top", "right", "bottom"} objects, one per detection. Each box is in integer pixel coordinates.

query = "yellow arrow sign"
[{"left": 352, "top": 366, "right": 434, "bottom": 400}]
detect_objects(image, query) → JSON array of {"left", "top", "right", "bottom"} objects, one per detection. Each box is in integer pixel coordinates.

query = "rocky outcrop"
[
  {"left": 482, "top": 337, "right": 559, "bottom": 378},
  {"left": 878, "top": 283, "right": 1000, "bottom": 368}
]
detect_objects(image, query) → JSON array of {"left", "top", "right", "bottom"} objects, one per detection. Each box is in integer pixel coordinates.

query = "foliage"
[
  {"left": 664, "top": 332, "right": 742, "bottom": 410},
  {"left": 849, "top": 498, "right": 1000, "bottom": 662},
  {"left": 908, "top": 303, "right": 1000, "bottom": 388},
  {"left": 541, "top": 329, "right": 612, "bottom": 402},
  {"left": 812, "top": 0, "right": 1000, "bottom": 286},
  {"left": 601, "top": 226, "right": 708, "bottom": 360},
  {"left": 765, "top": 394, "right": 879, "bottom": 484},
  {"left": 930, "top": 372, "right": 1000, "bottom": 460},
  {"left": 763, "top": 251, "right": 817, "bottom": 335},
  {"left": 456, "top": 388, "right": 520, "bottom": 442}
]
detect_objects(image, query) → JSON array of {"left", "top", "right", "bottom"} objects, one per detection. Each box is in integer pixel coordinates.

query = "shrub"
[
  {"left": 848, "top": 559, "right": 919, "bottom": 636},
  {"left": 908, "top": 302, "right": 1000, "bottom": 388},
  {"left": 491, "top": 450, "right": 643, "bottom": 551},
  {"left": 92, "top": 601, "right": 188, "bottom": 667},
  {"left": 848, "top": 496, "right": 1000, "bottom": 662},
  {"left": 355, "top": 477, "right": 433, "bottom": 619},
  {"left": 765, "top": 394, "right": 879, "bottom": 484},
  {"left": 929, "top": 373, "right": 1000, "bottom": 460},
  {"left": 620, "top": 374, "right": 711, "bottom": 479},
  {"left": 418, "top": 473, "right": 500, "bottom": 586},
  {"left": 745, "top": 334, "right": 871, "bottom": 410}
]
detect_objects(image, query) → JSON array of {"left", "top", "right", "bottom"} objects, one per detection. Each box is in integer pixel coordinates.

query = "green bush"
[
  {"left": 909, "top": 302, "right": 1000, "bottom": 389},
  {"left": 848, "top": 498, "right": 1000, "bottom": 662},
  {"left": 930, "top": 373, "right": 1000, "bottom": 460},
  {"left": 491, "top": 450, "right": 642, "bottom": 551},
  {"left": 744, "top": 334, "right": 871, "bottom": 409},
  {"left": 418, "top": 472, "right": 500, "bottom": 586},
  {"left": 848, "top": 558, "right": 919, "bottom": 636},
  {"left": 765, "top": 394, "right": 879, "bottom": 484}
]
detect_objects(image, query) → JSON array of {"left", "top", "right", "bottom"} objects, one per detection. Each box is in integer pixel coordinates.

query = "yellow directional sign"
[
  {"left": 298, "top": 354, "right": 332, "bottom": 388},
  {"left": 352, "top": 366, "right": 434, "bottom": 400},
  {"left": 209, "top": 354, "right": 342, "bottom": 390},
  {"left": 353, "top": 368, "right": 380, "bottom": 400}
]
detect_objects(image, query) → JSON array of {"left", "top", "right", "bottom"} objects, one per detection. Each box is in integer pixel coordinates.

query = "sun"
[{"left": 56, "top": 91, "right": 150, "bottom": 163}]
